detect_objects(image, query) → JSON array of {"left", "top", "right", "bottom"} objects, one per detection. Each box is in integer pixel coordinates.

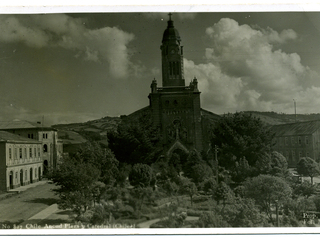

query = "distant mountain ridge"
[
  {"left": 242, "top": 111, "right": 320, "bottom": 125},
  {"left": 52, "top": 110, "right": 320, "bottom": 145}
]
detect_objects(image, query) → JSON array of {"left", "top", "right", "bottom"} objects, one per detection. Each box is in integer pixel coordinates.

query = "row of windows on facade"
[
  {"left": 280, "top": 150, "right": 310, "bottom": 160},
  {"left": 10, "top": 167, "right": 41, "bottom": 183},
  {"left": 27, "top": 133, "right": 49, "bottom": 139},
  {"left": 278, "top": 136, "right": 310, "bottom": 146},
  {"left": 8, "top": 147, "right": 41, "bottom": 160}
]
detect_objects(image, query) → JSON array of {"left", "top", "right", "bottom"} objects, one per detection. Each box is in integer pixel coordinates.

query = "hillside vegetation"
[{"left": 52, "top": 110, "right": 320, "bottom": 145}]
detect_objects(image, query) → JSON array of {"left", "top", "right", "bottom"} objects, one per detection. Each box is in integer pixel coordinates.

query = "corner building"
[
  {"left": 0, "top": 131, "right": 43, "bottom": 191},
  {"left": 0, "top": 121, "right": 63, "bottom": 174},
  {"left": 148, "top": 16, "right": 203, "bottom": 157}
]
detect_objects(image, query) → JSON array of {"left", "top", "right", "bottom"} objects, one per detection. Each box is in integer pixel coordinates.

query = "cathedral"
[{"left": 148, "top": 14, "right": 208, "bottom": 157}]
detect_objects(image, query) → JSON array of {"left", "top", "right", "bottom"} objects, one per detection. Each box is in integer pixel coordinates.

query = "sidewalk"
[{"left": 0, "top": 180, "right": 48, "bottom": 201}]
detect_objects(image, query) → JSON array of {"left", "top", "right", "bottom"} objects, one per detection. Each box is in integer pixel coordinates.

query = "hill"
[
  {"left": 243, "top": 111, "right": 320, "bottom": 125},
  {"left": 52, "top": 109, "right": 320, "bottom": 153}
]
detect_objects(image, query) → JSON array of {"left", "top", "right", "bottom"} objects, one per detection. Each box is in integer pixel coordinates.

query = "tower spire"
[{"left": 160, "top": 13, "right": 185, "bottom": 87}]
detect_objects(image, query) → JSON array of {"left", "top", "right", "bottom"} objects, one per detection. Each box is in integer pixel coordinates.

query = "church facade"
[{"left": 148, "top": 15, "right": 204, "bottom": 157}]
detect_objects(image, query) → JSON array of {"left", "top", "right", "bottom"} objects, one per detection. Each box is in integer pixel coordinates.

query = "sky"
[{"left": 1, "top": 11, "right": 320, "bottom": 125}]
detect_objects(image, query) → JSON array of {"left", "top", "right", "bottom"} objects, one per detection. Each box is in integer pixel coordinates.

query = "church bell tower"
[
  {"left": 148, "top": 13, "right": 203, "bottom": 156},
  {"left": 161, "top": 13, "right": 185, "bottom": 87}
]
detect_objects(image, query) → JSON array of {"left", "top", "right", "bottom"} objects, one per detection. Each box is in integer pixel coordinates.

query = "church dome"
[{"left": 162, "top": 19, "right": 181, "bottom": 44}]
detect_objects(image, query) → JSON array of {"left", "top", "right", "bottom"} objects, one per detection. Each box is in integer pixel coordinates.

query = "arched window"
[{"left": 43, "top": 144, "right": 48, "bottom": 153}]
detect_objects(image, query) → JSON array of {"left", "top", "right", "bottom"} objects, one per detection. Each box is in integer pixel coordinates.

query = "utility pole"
[
  {"left": 293, "top": 99, "right": 297, "bottom": 122},
  {"left": 215, "top": 145, "right": 218, "bottom": 184},
  {"left": 275, "top": 200, "right": 280, "bottom": 227}
]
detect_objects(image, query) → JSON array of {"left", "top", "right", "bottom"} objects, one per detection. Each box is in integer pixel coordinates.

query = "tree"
[
  {"left": 243, "top": 174, "right": 292, "bottom": 224},
  {"left": 297, "top": 157, "right": 320, "bottom": 184},
  {"left": 75, "top": 141, "right": 119, "bottom": 185},
  {"left": 182, "top": 149, "right": 215, "bottom": 187},
  {"left": 201, "top": 177, "right": 217, "bottom": 194},
  {"left": 194, "top": 197, "right": 268, "bottom": 227},
  {"left": 231, "top": 157, "right": 254, "bottom": 183},
  {"left": 179, "top": 177, "right": 197, "bottom": 206},
  {"left": 162, "top": 179, "right": 180, "bottom": 204},
  {"left": 213, "top": 181, "right": 235, "bottom": 206},
  {"left": 222, "top": 197, "right": 268, "bottom": 227},
  {"left": 49, "top": 156, "right": 100, "bottom": 217},
  {"left": 255, "top": 151, "right": 289, "bottom": 177},
  {"left": 129, "top": 163, "right": 154, "bottom": 188},
  {"left": 211, "top": 112, "right": 275, "bottom": 170},
  {"left": 293, "top": 182, "right": 317, "bottom": 199},
  {"left": 108, "top": 110, "right": 162, "bottom": 165},
  {"left": 195, "top": 212, "right": 230, "bottom": 228}
]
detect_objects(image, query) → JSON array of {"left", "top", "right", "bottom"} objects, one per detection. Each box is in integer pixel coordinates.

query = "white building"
[{"left": 0, "top": 131, "right": 43, "bottom": 191}]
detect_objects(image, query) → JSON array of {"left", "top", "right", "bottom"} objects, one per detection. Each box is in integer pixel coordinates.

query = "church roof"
[
  {"left": 270, "top": 120, "right": 320, "bottom": 136},
  {"left": 162, "top": 16, "right": 181, "bottom": 44}
]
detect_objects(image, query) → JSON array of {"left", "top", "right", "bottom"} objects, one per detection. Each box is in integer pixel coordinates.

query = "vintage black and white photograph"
[{"left": 1, "top": 5, "right": 320, "bottom": 235}]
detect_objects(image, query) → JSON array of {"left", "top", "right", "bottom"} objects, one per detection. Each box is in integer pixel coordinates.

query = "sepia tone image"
[{"left": 1, "top": 11, "right": 320, "bottom": 232}]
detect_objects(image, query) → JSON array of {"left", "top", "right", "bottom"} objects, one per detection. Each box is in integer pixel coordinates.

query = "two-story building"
[
  {"left": 270, "top": 120, "right": 320, "bottom": 167},
  {"left": 0, "top": 131, "right": 43, "bottom": 191},
  {"left": 0, "top": 120, "right": 63, "bottom": 174}
]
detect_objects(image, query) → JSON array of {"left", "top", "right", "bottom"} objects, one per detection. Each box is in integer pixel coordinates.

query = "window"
[
  {"left": 298, "top": 136, "right": 302, "bottom": 145},
  {"left": 43, "top": 144, "right": 47, "bottom": 153},
  {"left": 14, "top": 148, "right": 17, "bottom": 159},
  {"left": 19, "top": 148, "right": 22, "bottom": 159},
  {"left": 9, "top": 148, "right": 12, "bottom": 159},
  {"left": 38, "top": 147, "right": 40, "bottom": 157},
  {"left": 169, "top": 61, "right": 180, "bottom": 76},
  {"left": 29, "top": 148, "right": 32, "bottom": 158},
  {"left": 34, "top": 148, "right": 36, "bottom": 158},
  {"left": 24, "top": 148, "right": 27, "bottom": 158},
  {"left": 305, "top": 136, "right": 309, "bottom": 145},
  {"left": 25, "top": 170, "right": 27, "bottom": 180}
]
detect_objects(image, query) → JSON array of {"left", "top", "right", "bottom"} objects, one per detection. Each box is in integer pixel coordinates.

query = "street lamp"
[
  {"left": 215, "top": 145, "right": 218, "bottom": 184},
  {"left": 275, "top": 200, "right": 280, "bottom": 227}
]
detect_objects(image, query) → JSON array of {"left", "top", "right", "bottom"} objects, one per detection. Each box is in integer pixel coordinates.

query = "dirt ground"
[{"left": 0, "top": 182, "right": 58, "bottom": 223}]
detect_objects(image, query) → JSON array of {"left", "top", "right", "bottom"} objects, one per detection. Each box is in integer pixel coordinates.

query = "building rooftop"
[
  {"left": 270, "top": 120, "right": 320, "bottom": 136},
  {"left": 0, "top": 120, "right": 54, "bottom": 130},
  {"left": 0, "top": 131, "right": 41, "bottom": 143}
]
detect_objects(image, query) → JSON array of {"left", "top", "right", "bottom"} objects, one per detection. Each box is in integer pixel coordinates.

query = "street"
[{"left": 0, "top": 182, "right": 58, "bottom": 223}]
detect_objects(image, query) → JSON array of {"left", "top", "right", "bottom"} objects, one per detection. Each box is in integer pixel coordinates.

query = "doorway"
[
  {"left": 30, "top": 168, "right": 33, "bottom": 184},
  {"left": 9, "top": 171, "right": 14, "bottom": 189},
  {"left": 20, "top": 169, "right": 23, "bottom": 186},
  {"left": 43, "top": 160, "right": 48, "bottom": 176}
]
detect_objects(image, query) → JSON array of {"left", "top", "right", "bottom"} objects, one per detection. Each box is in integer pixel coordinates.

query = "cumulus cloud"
[
  {"left": 0, "top": 15, "right": 50, "bottom": 48},
  {"left": 185, "top": 18, "right": 320, "bottom": 114},
  {"left": 0, "top": 14, "right": 135, "bottom": 78}
]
